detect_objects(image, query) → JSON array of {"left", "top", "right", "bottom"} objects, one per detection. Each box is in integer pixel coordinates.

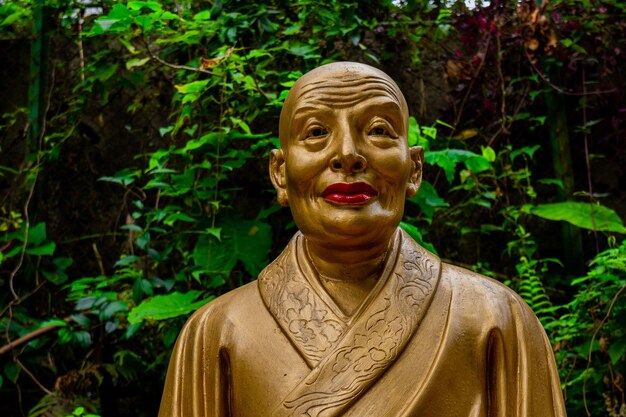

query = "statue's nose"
[{"left": 329, "top": 134, "right": 367, "bottom": 173}]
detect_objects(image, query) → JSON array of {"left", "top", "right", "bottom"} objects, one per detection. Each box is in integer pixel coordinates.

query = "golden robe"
[{"left": 158, "top": 229, "right": 566, "bottom": 417}]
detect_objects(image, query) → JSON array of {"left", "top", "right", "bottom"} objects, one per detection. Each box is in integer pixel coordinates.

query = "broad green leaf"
[
  {"left": 407, "top": 180, "right": 449, "bottom": 221},
  {"left": 73, "top": 331, "right": 92, "bottom": 347},
  {"left": 1, "top": 10, "right": 25, "bottom": 26},
  {"left": 35, "top": 319, "right": 68, "bottom": 328},
  {"left": 193, "top": 216, "right": 271, "bottom": 276},
  {"left": 400, "top": 222, "right": 437, "bottom": 254},
  {"left": 127, "top": 291, "right": 213, "bottom": 324},
  {"left": 120, "top": 224, "right": 143, "bottom": 232},
  {"left": 206, "top": 228, "right": 221, "bottom": 240},
  {"left": 125, "top": 323, "right": 141, "bottom": 339},
  {"left": 26, "top": 241, "right": 55, "bottom": 256},
  {"left": 235, "top": 221, "right": 271, "bottom": 275},
  {"left": 135, "top": 15, "right": 153, "bottom": 30},
  {"left": 464, "top": 155, "right": 492, "bottom": 173},
  {"left": 127, "top": 1, "right": 162, "bottom": 12},
  {"left": 3, "top": 361, "right": 20, "bottom": 383},
  {"left": 425, "top": 149, "right": 477, "bottom": 183},
  {"left": 181, "top": 133, "right": 220, "bottom": 152},
  {"left": 100, "top": 301, "right": 129, "bottom": 320},
  {"left": 481, "top": 146, "right": 496, "bottom": 162},
  {"left": 285, "top": 41, "right": 318, "bottom": 57},
  {"left": 75, "top": 296, "right": 97, "bottom": 311},
  {"left": 126, "top": 57, "right": 150, "bottom": 70},
  {"left": 608, "top": 338, "right": 626, "bottom": 365},
  {"left": 58, "top": 327, "right": 73, "bottom": 344},
  {"left": 194, "top": 10, "right": 212, "bottom": 20},
  {"left": 193, "top": 234, "right": 232, "bottom": 276},
  {"left": 94, "top": 63, "right": 118, "bottom": 82},
  {"left": 28, "top": 222, "right": 47, "bottom": 246},
  {"left": 94, "top": 19, "right": 119, "bottom": 32},
  {"left": 510, "top": 145, "right": 540, "bottom": 161},
  {"left": 157, "top": 29, "right": 202, "bottom": 45},
  {"left": 163, "top": 212, "right": 195, "bottom": 226},
  {"left": 105, "top": 321, "right": 119, "bottom": 334},
  {"left": 99, "top": 168, "right": 141, "bottom": 186},
  {"left": 118, "top": 38, "right": 138, "bottom": 54},
  {"left": 71, "top": 314, "right": 91, "bottom": 327},
  {"left": 425, "top": 150, "right": 454, "bottom": 183},
  {"left": 283, "top": 23, "right": 302, "bottom": 35},
  {"left": 54, "top": 257, "right": 73, "bottom": 270},
  {"left": 108, "top": 4, "right": 134, "bottom": 19},
  {"left": 159, "top": 126, "right": 174, "bottom": 137},
  {"left": 134, "top": 278, "right": 153, "bottom": 297},
  {"left": 41, "top": 260, "right": 68, "bottom": 285},
  {"left": 421, "top": 126, "right": 437, "bottom": 140},
  {"left": 538, "top": 178, "right": 564, "bottom": 189},
  {"left": 525, "top": 202, "right": 626, "bottom": 234},
  {"left": 175, "top": 80, "right": 209, "bottom": 94},
  {"left": 115, "top": 255, "right": 141, "bottom": 267},
  {"left": 229, "top": 117, "right": 251, "bottom": 135},
  {"left": 408, "top": 116, "right": 429, "bottom": 149}
]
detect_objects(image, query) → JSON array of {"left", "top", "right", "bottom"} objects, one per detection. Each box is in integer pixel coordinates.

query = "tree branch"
[
  {"left": 141, "top": 38, "right": 218, "bottom": 76},
  {"left": 0, "top": 318, "right": 70, "bottom": 356},
  {"left": 525, "top": 50, "right": 617, "bottom": 97}
]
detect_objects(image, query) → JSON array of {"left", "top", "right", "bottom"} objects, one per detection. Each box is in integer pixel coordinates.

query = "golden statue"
[{"left": 158, "top": 62, "right": 567, "bottom": 417}]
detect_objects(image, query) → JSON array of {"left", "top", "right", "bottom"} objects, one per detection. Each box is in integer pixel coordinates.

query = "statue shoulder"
[
  {"left": 439, "top": 262, "right": 541, "bottom": 325},
  {"left": 180, "top": 281, "right": 262, "bottom": 335},
  {"left": 441, "top": 262, "right": 517, "bottom": 297}
]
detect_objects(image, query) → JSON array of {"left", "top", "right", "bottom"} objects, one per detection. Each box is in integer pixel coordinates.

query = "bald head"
[{"left": 278, "top": 62, "right": 409, "bottom": 150}]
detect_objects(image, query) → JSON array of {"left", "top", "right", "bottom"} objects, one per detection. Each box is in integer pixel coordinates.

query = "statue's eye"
[
  {"left": 369, "top": 126, "right": 389, "bottom": 136},
  {"left": 306, "top": 127, "right": 328, "bottom": 138}
]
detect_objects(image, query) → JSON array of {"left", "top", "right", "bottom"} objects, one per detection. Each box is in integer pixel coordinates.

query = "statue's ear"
[
  {"left": 270, "top": 149, "right": 289, "bottom": 207},
  {"left": 406, "top": 146, "right": 424, "bottom": 198}
]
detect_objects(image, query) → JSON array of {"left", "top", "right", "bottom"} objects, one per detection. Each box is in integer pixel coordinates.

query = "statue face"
[{"left": 270, "top": 62, "right": 422, "bottom": 248}]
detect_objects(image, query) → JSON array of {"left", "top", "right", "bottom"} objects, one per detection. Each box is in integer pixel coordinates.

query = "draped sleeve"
[
  {"left": 486, "top": 283, "right": 566, "bottom": 416},
  {"left": 158, "top": 302, "right": 232, "bottom": 417}
]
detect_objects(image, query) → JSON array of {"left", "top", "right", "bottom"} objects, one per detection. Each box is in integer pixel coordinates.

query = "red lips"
[{"left": 322, "top": 182, "right": 378, "bottom": 204}]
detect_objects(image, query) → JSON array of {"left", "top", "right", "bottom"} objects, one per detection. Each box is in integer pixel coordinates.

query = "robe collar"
[{"left": 258, "top": 228, "right": 442, "bottom": 417}]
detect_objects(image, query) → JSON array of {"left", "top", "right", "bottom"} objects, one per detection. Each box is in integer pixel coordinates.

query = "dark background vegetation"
[{"left": 1, "top": 0, "right": 625, "bottom": 416}]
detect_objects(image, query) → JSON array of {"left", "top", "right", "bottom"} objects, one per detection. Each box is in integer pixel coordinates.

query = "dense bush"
[{"left": 0, "top": 1, "right": 625, "bottom": 416}]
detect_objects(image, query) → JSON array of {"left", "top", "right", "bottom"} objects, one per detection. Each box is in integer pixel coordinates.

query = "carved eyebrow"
[
  {"left": 291, "top": 105, "right": 326, "bottom": 119},
  {"left": 343, "top": 99, "right": 405, "bottom": 126},
  {"left": 357, "top": 99, "right": 403, "bottom": 113},
  {"left": 288, "top": 107, "right": 333, "bottom": 139}
]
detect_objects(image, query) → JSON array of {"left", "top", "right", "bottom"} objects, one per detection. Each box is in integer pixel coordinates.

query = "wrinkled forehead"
[
  {"left": 278, "top": 62, "right": 408, "bottom": 147},
  {"left": 295, "top": 73, "right": 403, "bottom": 108}
]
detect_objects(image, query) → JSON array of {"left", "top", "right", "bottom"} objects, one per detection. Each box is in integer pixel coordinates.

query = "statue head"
[{"left": 270, "top": 62, "right": 423, "bottom": 249}]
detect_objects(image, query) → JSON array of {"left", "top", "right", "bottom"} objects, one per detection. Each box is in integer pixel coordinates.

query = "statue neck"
[
  {"left": 305, "top": 241, "right": 388, "bottom": 282},
  {"left": 304, "top": 235, "right": 392, "bottom": 315}
]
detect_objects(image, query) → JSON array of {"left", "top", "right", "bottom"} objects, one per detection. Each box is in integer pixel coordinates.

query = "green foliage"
[
  {"left": 128, "top": 291, "right": 213, "bottom": 324},
  {"left": 1, "top": 0, "right": 625, "bottom": 415},
  {"left": 552, "top": 240, "right": 626, "bottom": 416},
  {"left": 399, "top": 221, "right": 437, "bottom": 254},
  {"left": 0, "top": 0, "right": 32, "bottom": 36},
  {"left": 28, "top": 396, "right": 99, "bottom": 417},
  {"left": 515, "top": 255, "right": 560, "bottom": 327},
  {"left": 65, "top": 407, "right": 100, "bottom": 417},
  {"left": 525, "top": 202, "right": 626, "bottom": 234}
]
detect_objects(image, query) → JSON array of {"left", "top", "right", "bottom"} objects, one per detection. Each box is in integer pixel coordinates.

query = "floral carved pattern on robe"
[{"left": 258, "top": 230, "right": 442, "bottom": 417}]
